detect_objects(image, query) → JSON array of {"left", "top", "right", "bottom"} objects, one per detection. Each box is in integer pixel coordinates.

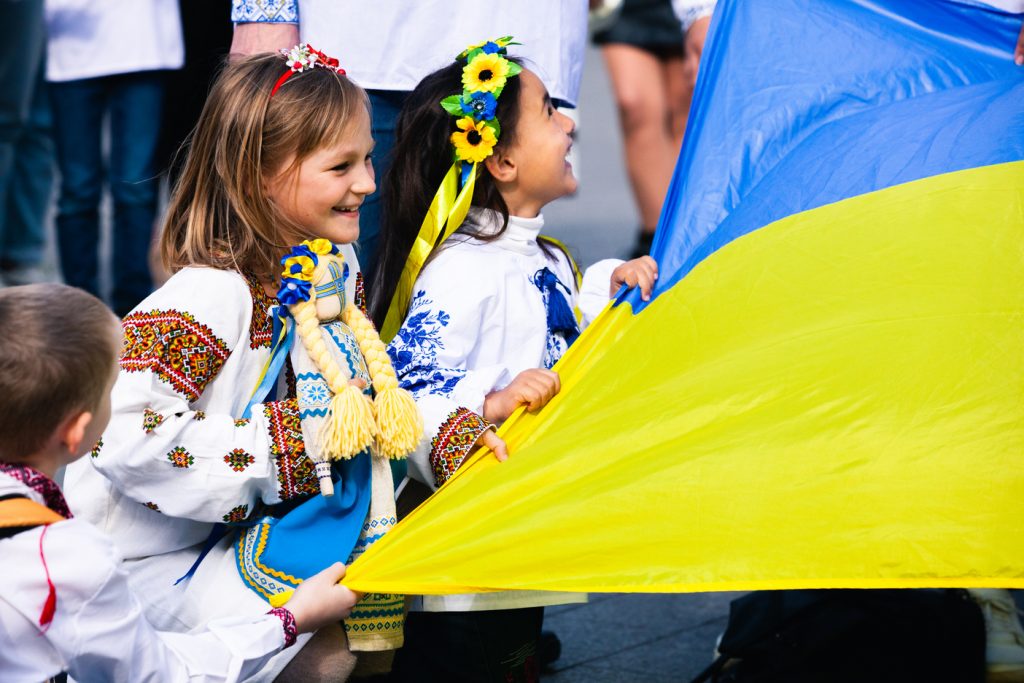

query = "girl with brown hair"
[{"left": 63, "top": 46, "right": 393, "bottom": 681}]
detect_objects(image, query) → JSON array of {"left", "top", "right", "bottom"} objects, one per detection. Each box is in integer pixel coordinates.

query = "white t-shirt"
[
  {"left": 45, "top": 0, "right": 184, "bottom": 82},
  {"left": 285, "top": 1, "right": 588, "bottom": 106}
]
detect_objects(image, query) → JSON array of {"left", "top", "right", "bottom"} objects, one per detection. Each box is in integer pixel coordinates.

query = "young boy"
[{"left": 0, "top": 284, "right": 359, "bottom": 682}]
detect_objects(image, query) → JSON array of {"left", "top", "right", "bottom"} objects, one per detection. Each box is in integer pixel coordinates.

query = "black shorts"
[{"left": 593, "top": 0, "right": 685, "bottom": 57}]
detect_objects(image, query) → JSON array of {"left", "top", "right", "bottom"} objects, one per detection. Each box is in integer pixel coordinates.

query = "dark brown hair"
[
  {"left": 368, "top": 58, "right": 526, "bottom": 327},
  {"left": 161, "top": 52, "right": 370, "bottom": 282},
  {"left": 0, "top": 284, "right": 119, "bottom": 460}
]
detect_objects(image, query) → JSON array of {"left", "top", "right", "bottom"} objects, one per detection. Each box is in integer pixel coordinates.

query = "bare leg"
[
  {"left": 662, "top": 55, "right": 689, "bottom": 152},
  {"left": 602, "top": 44, "right": 677, "bottom": 238}
]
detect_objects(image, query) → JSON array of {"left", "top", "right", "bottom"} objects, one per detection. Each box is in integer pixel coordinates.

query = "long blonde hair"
[{"left": 161, "top": 53, "right": 370, "bottom": 280}]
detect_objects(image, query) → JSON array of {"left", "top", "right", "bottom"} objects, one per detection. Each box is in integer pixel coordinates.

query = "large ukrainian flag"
[{"left": 344, "top": 0, "right": 1024, "bottom": 594}]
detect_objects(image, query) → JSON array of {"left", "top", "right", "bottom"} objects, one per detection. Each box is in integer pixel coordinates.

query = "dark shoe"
[{"left": 539, "top": 629, "right": 562, "bottom": 670}]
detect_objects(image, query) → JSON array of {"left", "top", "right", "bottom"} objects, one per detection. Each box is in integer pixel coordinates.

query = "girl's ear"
[{"left": 484, "top": 148, "right": 517, "bottom": 184}]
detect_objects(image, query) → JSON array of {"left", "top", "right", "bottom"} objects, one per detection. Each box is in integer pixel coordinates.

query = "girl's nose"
[
  {"left": 558, "top": 110, "right": 576, "bottom": 135},
  {"left": 354, "top": 160, "right": 377, "bottom": 196}
]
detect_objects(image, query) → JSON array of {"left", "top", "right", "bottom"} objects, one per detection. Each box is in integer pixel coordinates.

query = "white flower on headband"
[
  {"left": 279, "top": 43, "right": 343, "bottom": 74},
  {"left": 270, "top": 43, "right": 345, "bottom": 97}
]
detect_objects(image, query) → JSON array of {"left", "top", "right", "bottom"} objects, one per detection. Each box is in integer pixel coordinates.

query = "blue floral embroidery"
[
  {"left": 388, "top": 291, "right": 465, "bottom": 397},
  {"left": 542, "top": 332, "right": 568, "bottom": 370},
  {"left": 230, "top": 0, "right": 298, "bottom": 23}
]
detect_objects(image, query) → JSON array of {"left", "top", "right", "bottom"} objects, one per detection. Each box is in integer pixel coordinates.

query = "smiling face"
[
  {"left": 265, "top": 104, "right": 376, "bottom": 247},
  {"left": 494, "top": 69, "right": 577, "bottom": 215}
]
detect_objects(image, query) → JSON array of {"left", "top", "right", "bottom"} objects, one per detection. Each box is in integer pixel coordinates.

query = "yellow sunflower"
[
  {"left": 450, "top": 117, "right": 497, "bottom": 163},
  {"left": 462, "top": 53, "right": 510, "bottom": 94}
]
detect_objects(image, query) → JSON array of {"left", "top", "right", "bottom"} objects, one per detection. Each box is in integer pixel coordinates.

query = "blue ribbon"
[
  {"left": 532, "top": 267, "right": 580, "bottom": 347},
  {"left": 243, "top": 306, "right": 295, "bottom": 419}
]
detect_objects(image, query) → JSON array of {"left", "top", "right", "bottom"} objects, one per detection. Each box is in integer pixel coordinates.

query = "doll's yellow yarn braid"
[
  {"left": 342, "top": 304, "right": 423, "bottom": 459},
  {"left": 291, "top": 292, "right": 377, "bottom": 463},
  {"left": 286, "top": 246, "right": 421, "bottom": 461}
]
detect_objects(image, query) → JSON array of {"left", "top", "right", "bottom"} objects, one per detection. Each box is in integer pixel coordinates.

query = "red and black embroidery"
[
  {"left": 121, "top": 309, "right": 230, "bottom": 402},
  {"left": 234, "top": 418, "right": 251, "bottom": 427},
  {"left": 430, "top": 408, "right": 491, "bottom": 488},
  {"left": 354, "top": 272, "right": 369, "bottom": 318},
  {"left": 223, "top": 504, "right": 249, "bottom": 523},
  {"left": 167, "top": 446, "right": 194, "bottom": 469},
  {"left": 90, "top": 437, "right": 103, "bottom": 458},
  {"left": 224, "top": 448, "right": 256, "bottom": 472},
  {"left": 0, "top": 463, "right": 73, "bottom": 518},
  {"left": 263, "top": 399, "right": 316, "bottom": 500},
  {"left": 244, "top": 273, "right": 277, "bottom": 350},
  {"left": 142, "top": 408, "right": 164, "bottom": 434},
  {"left": 193, "top": 411, "right": 207, "bottom": 421},
  {"left": 268, "top": 607, "right": 298, "bottom": 648},
  {"left": 143, "top": 502, "right": 160, "bottom": 512}
]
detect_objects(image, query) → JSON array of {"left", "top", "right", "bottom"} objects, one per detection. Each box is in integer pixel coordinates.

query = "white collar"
[{"left": 462, "top": 208, "right": 545, "bottom": 256}]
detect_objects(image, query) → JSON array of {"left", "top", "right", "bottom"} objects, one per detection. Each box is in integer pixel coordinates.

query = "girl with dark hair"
[{"left": 371, "top": 39, "right": 657, "bottom": 682}]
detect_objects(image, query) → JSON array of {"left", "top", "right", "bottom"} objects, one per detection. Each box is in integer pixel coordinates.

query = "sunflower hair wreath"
[{"left": 440, "top": 36, "right": 522, "bottom": 163}]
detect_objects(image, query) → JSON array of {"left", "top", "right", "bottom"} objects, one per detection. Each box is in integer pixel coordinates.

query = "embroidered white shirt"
[
  {"left": 62, "top": 251, "right": 362, "bottom": 680},
  {"left": 0, "top": 473, "right": 290, "bottom": 683},
  {"left": 389, "top": 209, "right": 619, "bottom": 612}
]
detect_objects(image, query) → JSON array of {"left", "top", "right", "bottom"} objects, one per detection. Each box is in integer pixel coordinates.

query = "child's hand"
[
  {"left": 610, "top": 256, "right": 658, "bottom": 301},
  {"left": 483, "top": 369, "right": 561, "bottom": 424},
  {"left": 473, "top": 429, "right": 509, "bottom": 462},
  {"left": 286, "top": 562, "right": 362, "bottom": 634}
]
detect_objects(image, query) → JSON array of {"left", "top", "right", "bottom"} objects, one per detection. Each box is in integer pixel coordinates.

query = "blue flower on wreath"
[
  {"left": 481, "top": 41, "right": 501, "bottom": 54},
  {"left": 460, "top": 91, "right": 497, "bottom": 121}
]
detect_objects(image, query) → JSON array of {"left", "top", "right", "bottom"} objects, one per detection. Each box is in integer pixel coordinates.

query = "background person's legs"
[
  {"left": 2, "top": 64, "right": 53, "bottom": 284},
  {"left": 50, "top": 77, "right": 105, "bottom": 299},
  {"left": 109, "top": 71, "right": 163, "bottom": 316},
  {"left": 602, "top": 43, "right": 680, "bottom": 254},
  {"left": 0, "top": 0, "right": 51, "bottom": 285}
]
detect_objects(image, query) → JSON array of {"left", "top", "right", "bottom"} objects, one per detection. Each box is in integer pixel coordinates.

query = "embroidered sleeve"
[
  {"left": 231, "top": 0, "right": 298, "bottom": 23},
  {"left": 429, "top": 408, "right": 493, "bottom": 488},
  {"left": 263, "top": 398, "right": 318, "bottom": 500},
  {"left": 89, "top": 269, "right": 317, "bottom": 524},
  {"left": 387, "top": 271, "right": 508, "bottom": 490}
]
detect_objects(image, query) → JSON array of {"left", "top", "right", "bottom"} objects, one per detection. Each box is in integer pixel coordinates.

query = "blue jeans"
[
  {"left": 50, "top": 71, "right": 165, "bottom": 315},
  {"left": 0, "top": 0, "right": 52, "bottom": 269},
  {"left": 360, "top": 89, "right": 409, "bottom": 280}
]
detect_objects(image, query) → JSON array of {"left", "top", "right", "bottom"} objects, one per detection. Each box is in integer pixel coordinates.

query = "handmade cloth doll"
[{"left": 237, "top": 239, "right": 421, "bottom": 651}]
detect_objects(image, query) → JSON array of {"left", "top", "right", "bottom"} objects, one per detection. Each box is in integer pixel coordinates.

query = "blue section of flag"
[{"left": 624, "top": 0, "right": 1024, "bottom": 312}]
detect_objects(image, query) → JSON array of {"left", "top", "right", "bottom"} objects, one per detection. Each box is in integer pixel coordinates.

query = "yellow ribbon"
[{"left": 380, "top": 161, "right": 478, "bottom": 342}]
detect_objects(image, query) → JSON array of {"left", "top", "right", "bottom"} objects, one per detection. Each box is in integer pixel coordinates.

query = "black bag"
[{"left": 690, "top": 589, "right": 986, "bottom": 683}]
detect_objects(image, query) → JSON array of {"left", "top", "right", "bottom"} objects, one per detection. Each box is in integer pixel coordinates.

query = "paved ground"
[{"left": 544, "top": 592, "right": 738, "bottom": 682}]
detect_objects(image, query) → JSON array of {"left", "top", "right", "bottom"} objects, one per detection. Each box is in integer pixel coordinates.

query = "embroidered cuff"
[
  {"left": 268, "top": 607, "right": 298, "bottom": 648},
  {"left": 231, "top": 0, "right": 299, "bottom": 23},
  {"left": 430, "top": 408, "right": 492, "bottom": 488},
  {"left": 264, "top": 399, "right": 318, "bottom": 501}
]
